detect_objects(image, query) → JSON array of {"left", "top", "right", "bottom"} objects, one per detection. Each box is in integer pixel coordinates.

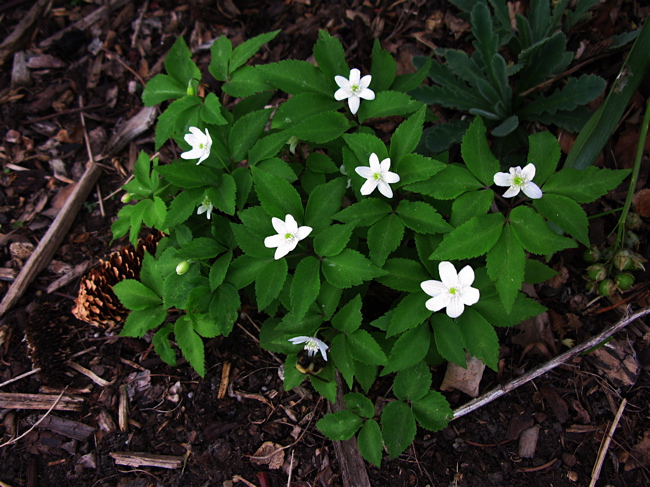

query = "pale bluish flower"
[
  {"left": 264, "top": 214, "right": 313, "bottom": 260},
  {"left": 493, "top": 163, "right": 542, "bottom": 199},
  {"left": 334, "top": 68, "right": 375, "bottom": 115},
  {"left": 197, "top": 196, "right": 214, "bottom": 220},
  {"left": 289, "top": 336, "right": 329, "bottom": 361},
  {"left": 355, "top": 153, "right": 400, "bottom": 198},
  {"left": 420, "top": 262, "right": 480, "bottom": 319},
  {"left": 181, "top": 127, "right": 212, "bottom": 165}
]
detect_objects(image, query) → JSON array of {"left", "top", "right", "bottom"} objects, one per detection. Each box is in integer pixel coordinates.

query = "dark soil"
[{"left": 1, "top": 1, "right": 650, "bottom": 486}]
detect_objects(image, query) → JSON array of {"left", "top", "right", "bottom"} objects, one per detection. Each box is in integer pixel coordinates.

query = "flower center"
[
  {"left": 449, "top": 287, "right": 458, "bottom": 295},
  {"left": 351, "top": 84, "right": 360, "bottom": 93},
  {"left": 285, "top": 232, "right": 295, "bottom": 241},
  {"left": 199, "top": 143, "right": 204, "bottom": 149},
  {"left": 373, "top": 172, "right": 383, "bottom": 181},
  {"left": 305, "top": 339, "right": 318, "bottom": 355},
  {"left": 513, "top": 176, "right": 524, "bottom": 186}
]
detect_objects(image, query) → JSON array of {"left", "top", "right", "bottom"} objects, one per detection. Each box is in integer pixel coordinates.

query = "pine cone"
[{"left": 72, "top": 233, "right": 161, "bottom": 329}]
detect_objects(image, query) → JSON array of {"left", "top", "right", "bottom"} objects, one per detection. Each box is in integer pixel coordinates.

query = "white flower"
[
  {"left": 493, "top": 163, "right": 542, "bottom": 199},
  {"left": 180, "top": 127, "right": 212, "bottom": 165},
  {"left": 334, "top": 68, "right": 375, "bottom": 115},
  {"left": 264, "top": 214, "right": 313, "bottom": 260},
  {"left": 355, "top": 153, "right": 400, "bottom": 198},
  {"left": 197, "top": 196, "right": 213, "bottom": 220},
  {"left": 289, "top": 336, "right": 329, "bottom": 361},
  {"left": 420, "top": 262, "right": 480, "bottom": 319}
]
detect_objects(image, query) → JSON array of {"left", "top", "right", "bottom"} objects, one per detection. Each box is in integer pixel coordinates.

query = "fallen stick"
[
  {"left": 589, "top": 398, "right": 627, "bottom": 487},
  {"left": 453, "top": 307, "right": 650, "bottom": 420},
  {"left": 0, "top": 392, "right": 83, "bottom": 412},
  {"left": 109, "top": 452, "right": 184, "bottom": 469},
  {"left": 0, "top": 162, "right": 103, "bottom": 318}
]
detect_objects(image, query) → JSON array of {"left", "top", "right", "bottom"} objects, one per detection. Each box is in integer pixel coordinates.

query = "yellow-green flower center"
[
  {"left": 285, "top": 232, "right": 293, "bottom": 240},
  {"left": 449, "top": 287, "right": 458, "bottom": 295},
  {"left": 373, "top": 172, "right": 382, "bottom": 181},
  {"left": 351, "top": 84, "right": 360, "bottom": 93},
  {"left": 199, "top": 143, "right": 205, "bottom": 149},
  {"left": 513, "top": 176, "right": 524, "bottom": 186}
]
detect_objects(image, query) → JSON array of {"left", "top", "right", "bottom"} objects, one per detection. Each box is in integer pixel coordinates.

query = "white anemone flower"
[
  {"left": 197, "top": 196, "right": 214, "bottom": 220},
  {"left": 288, "top": 336, "right": 329, "bottom": 361},
  {"left": 180, "top": 127, "right": 212, "bottom": 165},
  {"left": 264, "top": 214, "right": 313, "bottom": 260},
  {"left": 334, "top": 68, "right": 375, "bottom": 115},
  {"left": 420, "top": 262, "right": 480, "bottom": 319},
  {"left": 355, "top": 153, "right": 400, "bottom": 198},
  {"left": 493, "top": 163, "right": 542, "bottom": 199}
]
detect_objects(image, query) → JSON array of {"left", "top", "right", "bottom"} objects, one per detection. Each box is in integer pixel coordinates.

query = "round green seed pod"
[
  {"left": 598, "top": 279, "right": 616, "bottom": 297},
  {"left": 614, "top": 273, "right": 635, "bottom": 291},
  {"left": 624, "top": 231, "right": 640, "bottom": 249},
  {"left": 582, "top": 245, "right": 601, "bottom": 263},
  {"left": 586, "top": 263, "right": 607, "bottom": 282},
  {"left": 625, "top": 212, "right": 642, "bottom": 230},
  {"left": 613, "top": 249, "right": 633, "bottom": 271}
]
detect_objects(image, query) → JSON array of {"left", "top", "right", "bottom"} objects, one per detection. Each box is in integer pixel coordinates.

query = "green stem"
[{"left": 616, "top": 96, "right": 650, "bottom": 247}]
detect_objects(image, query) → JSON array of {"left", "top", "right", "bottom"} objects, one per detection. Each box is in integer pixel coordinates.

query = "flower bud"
[
  {"left": 625, "top": 212, "right": 642, "bottom": 230},
  {"left": 598, "top": 279, "right": 616, "bottom": 297},
  {"left": 624, "top": 231, "right": 640, "bottom": 249},
  {"left": 586, "top": 264, "right": 607, "bottom": 282},
  {"left": 629, "top": 251, "right": 647, "bottom": 271},
  {"left": 613, "top": 249, "right": 633, "bottom": 271},
  {"left": 582, "top": 245, "right": 601, "bottom": 263},
  {"left": 561, "top": 338, "right": 575, "bottom": 348},
  {"left": 614, "top": 273, "right": 635, "bottom": 291},
  {"left": 176, "top": 261, "right": 191, "bottom": 275},
  {"left": 186, "top": 82, "right": 196, "bottom": 96},
  {"left": 121, "top": 193, "right": 133, "bottom": 203}
]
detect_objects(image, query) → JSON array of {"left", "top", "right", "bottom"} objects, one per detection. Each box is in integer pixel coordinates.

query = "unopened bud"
[
  {"left": 625, "top": 212, "right": 642, "bottom": 230},
  {"left": 582, "top": 245, "right": 601, "bottom": 263},
  {"left": 598, "top": 279, "right": 616, "bottom": 297},
  {"left": 176, "top": 261, "right": 191, "bottom": 275},
  {"left": 187, "top": 82, "right": 196, "bottom": 96},
  {"left": 614, "top": 273, "right": 635, "bottom": 291},
  {"left": 624, "top": 231, "right": 640, "bottom": 249},
  {"left": 586, "top": 264, "right": 607, "bottom": 282},
  {"left": 121, "top": 193, "right": 133, "bottom": 203},
  {"left": 613, "top": 249, "right": 633, "bottom": 271}
]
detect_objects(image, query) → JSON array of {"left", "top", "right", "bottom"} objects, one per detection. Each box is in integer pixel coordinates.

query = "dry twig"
[{"left": 590, "top": 398, "right": 627, "bottom": 487}]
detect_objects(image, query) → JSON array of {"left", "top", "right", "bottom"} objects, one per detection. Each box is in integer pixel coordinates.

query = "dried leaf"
[
  {"left": 251, "top": 441, "right": 285, "bottom": 469},
  {"left": 440, "top": 354, "right": 485, "bottom": 397}
]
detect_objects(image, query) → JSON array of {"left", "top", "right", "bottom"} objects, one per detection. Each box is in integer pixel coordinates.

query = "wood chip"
[
  {"left": 109, "top": 451, "right": 184, "bottom": 469},
  {"left": 0, "top": 392, "right": 83, "bottom": 412},
  {"left": 518, "top": 425, "right": 540, "bottom": 458},
  {"left": 35, "top": 415, "right": 95, "bottom": 441}
]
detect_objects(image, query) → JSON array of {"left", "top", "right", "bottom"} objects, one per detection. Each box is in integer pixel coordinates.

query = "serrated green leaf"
[
  {"left": 322, "top": 249, "right": 386, "bottom": 289},
  {"left": 354, "top": 359, "right": 378, "bottom": 394},
  {"left": 358, "top": 419, "right": 383, "bottom": 466},
  {"left": 381, "top": 401, "right": 416, "bottom": 458},
  {"left": 332, "top": 295, "right": 363, "bottom": 334},
  {"left": 412, "top": 390, "right": 453, "bottom": 432},
  {"left": 222, "top": 65, "right": 274, "bottom": 97},
  {"left": 473, "top": 289, "right": 546, "bottom": 327},
  {"left": 391, "top": 56, "right": 432, "bottom": 93},
  {"left": 343, "top": 132, "right": 389, "bottom": 164},
  {"left": 175, "top": 316, "right": 205, "bottom": 376},
  {"left": 255, "top": 258, "right": 288, "bottom": 311},
  {"left": 344, "top": 392, "right": 375, "bottom": 419},
  {"left": 306, "top": 152, "right": 339, "bottom": 173},
  {"left": 228, "top": 108, "right": 271, "bottom": 162},
  {"left": 330, "top": 334, "right": 355, "bottom": 388},
  {"left": 348, "top": 329, "right": 388, "bottom": 365},
  {"left": 309, "top": 367, "right": 336, "bottom": 403},
  {"left": 542, "top": 167, "right": 630, "bottom": 203},
  {"left": 457, "top": 308, "right": 499, "bottom": 371},
  {"left": 305, "top": 178, "right": 347, "bottom": 235},
  {"left": 370, "top": 39, "right": 396, "bottom": 92},
  {"left": 313, "top": 30, "right": 349, "bottom": 88},
  {"left": 139, "top": 251, "right": 163, "bottom": 296},
  {"left": 510, "top": 205, "right": 578, "bottom": 254},
  {"left": 430, "top": 213, "right": 505, "bottom": 260},
  {"left": 175, "top": 237, "right": 225, "bottom": 260},
  {"left": 393, "top": 361, "right": 432, "bottom": 402},
  {"left": 486, "top": 224, "right": 526, "bottom": 313},
  {"left": 153, "top": 323, "right": 177, "bottom": 366},
  {"left": 208, "top": 284, "right": 239, "bottom": 336},
  {"left": 113, "top": 279, "right": 162, "bottom": 310},
  {"left": 317, "top": 410, "right": 363, "bottom": 441},
  {"left": 431, "top": 314, "right": 467, "bottom": 368},
  {"left": 257, "top": 59, "right": 332, "bottom": 95},
  {"left": 461, "top": 117, "right": 500, "bottom": 186},
  {"left": 396, "top": 200, "right": 452, "bottom": 234},
  {"left": 405, "top": 164, "right": 482, "bottom": 199},
  {"left": 121, "top": 306, "right": 167, "bottom": 338},
  {"left": 313, "top": 224, "right": 354, "bottom": 257},
  {"left": 524, "top": 259, "right": 558, "bottom": 284},
  {"left": 393, "top": 153, "right": 445, "bottom": 186},
  {"left": 357, "top": 91, "right": 423, "bottom": 123},
  {"left": 232, "top": 166, "right": 253, "bottom": 211},
  {"left": 142, "top": 74, "right": 186, "bottom": 106},
  {"left": 291, "top": 256, "right": 321, "bottom": 321},
  {"left": 165, "top": 36, "right": 200, "bottom": 88},
  {"left": 450, "top": 189, "right": 494, "bottom": 227},
  {"left": 208, "top": 35, "right": 232, "bottom": 81},
  {"left": 390, "top": 107, "right": 426, "bottom": 164},
  {"left": 367, "top": 214, "right": 405, "bottom": 266},
  {"left": 376, "top": 258, "right": 431, "bottom": 293},
  {"left": 387, "top": 293, "right": 432, "bottom": 337},
  {"left": 519, "top": 75, "right": 606, "bottom": 118},
  {"left": 206, "top": 173, "right": 236, "bottom": 216},
  {"left": 382, "top": 323, "right": 431, "bottom": 375},
  {"left": 332, "top": 198, "right": 392, "bottom": 226},
  {"left": 163, "top": 188, "right": 203, "bottom": 228},
  {"left": 251, "top": 165, "right": 304, "bottom": 219},
  {"left": 155, "top": 162, "right": 218, "bottom": 189},
  {"left": 285, "top": 111, "right": 351, "bottom": 144},
  {"left": 248, "top": 132, "right": 290, "bottom": 165},
  {"left": 256, "top": 157, "right": 298, "bottom": 182},
  {"left": 209, "top": 251, "right": 232, "bottom": 291},
  {"left": 230, "top": 30, "right": 280, "bottom": 72},
  {"left": 226, "top": 255, "right": 270, "bottom": 289},
  {"left": 527, "top": 131, "right": 560, "bottom": 185},
  {"left": 155, "top": 96, "right": 202, "bottom": 149},
  {"left": 533, "top": 193, "right": 589, "bottom": 246},
  {"left": 201, "top": 93, "right": 228, "bottom": 125},
  {"left": 318, "top": 281, "right": 342, "bottom": 321},
  {"left": 271, "top": 93, "right": 341, "bottom": 130}
]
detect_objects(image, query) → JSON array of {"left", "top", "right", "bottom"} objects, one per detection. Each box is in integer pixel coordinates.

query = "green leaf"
[
  {"left": 450, "top": 189, "right": 494, "bottom": 227},
  {"left": 357, "top": 91, "right": 423, "bottom": 123},
  {"left": 525, "top": 259, "right": 558, "bottom": 284},
  {"left": 534, "top": 193, "right": 589, "bottom": 246},
  {"left": 330, "top": 334, "right": 354, "bottom": 388},
  {"left": 142, "top": 74, "right": 185, "bottom": 106},
  {"left": 375, "top": 258, "right": 431, "bottom": 293},
  {"left": 461, "top": 117, "right": 501, "bottom": 186},
  {"left": 343, "top": 132, "right": 389, "bottom": 164},
  {"left": 230, "top": 30, "right": 280, "bottom": 72},
  {"left": 332, "top": 198, "right": 392, "bottom": 226},
  {"left": 155, "top": 162, "right": 218, "bottom": 189},
  {"left": 155, "top": 96, "right": 202, "bottom": 150},
  {"left": 332, "top": 295, "right": 363, "bottom": 334},
  {"left": 358, "top": 420, "right": 383, "bottom": 467},
  {"left": 229, "top": 108, "right": 271, "bottom": 162},
  {"left": 431, "top": 314, "right": 467, "bottom": 367},
  {"left": 251, "top": 165, "right": 304, "bottom": 219},
  {"left": 285, "top": 111, "right": 351, "bottom": 144},
  {"left": 382, "top": 323, "right": 431, "bottom": 375},
  {"left": 430, "top": 213, "right": 505, "bottom": 260},
  {"left": 486, "top": 224, "right": 526, "bottom": 313},
  {"left": 257, "top": 59, "right": 332, "bottom": 95},
  {"left": 201, "top": 93, "right": 228, "bottom": 125},
  {"left": 205, "top": 174, "right": 236, "bottom": 216},
  {"left": 291, "top": 256, "right": 321, "bottom": 321},
  {"left": 510, "top": 205, "right": 578, "bottom": 254},
  {"left": 306, "top": 152, "right": 339, "bottom": 173},
  {"left": 457, "top": 308, "right": 499, "bottom": 371},
  {"left": 226, "top": 255, "right": 270, "bottom": 289},
  {"left": 163, "top": 188, "right": 203, "bottom": 228},
  {"left": 175, "top": 237, "right": 225, "bottom": 260},
  {"left": 348, "top": 329, "right": 388, "bottom": 366},
  {"left": 370, "top": 39, "right": 396, "bottom": 92},
  {"left": 519, "top": 75, "right": 606, "bottom": 118},
  {"left": 313, "top": 224, "right": 354, "bottom": 258},
  {"left": 542, "top": 167, "right": 630, "bottom": 203},
  {"left": 393, "top": 153, "right": 445, "bottom": 186},
  {"left": 209, "top": 251, "right": 232, "bottom": 291},
  {"left": 393, "top": 361, "right": 432, "bottom": 402},
  {"left": 313, "top": 30, "right": 349, "bottom": 88},
  {"left": 387, "top": 293, "right": 432, "bottom": 337},
  {"left": 153, "top": 323, "right": 177, "bottom": 366},
  {"left": 318, "top": 281, "right": 342, "bottom": 320},
  {"left": 473, "top": 288, "right": 546, "bottom": 327},
  {"left": 354, "top": 360, "right": 378, "bottom": 394},
  {"left": 391, "top": 56, "right": 432, "bottom": 93},
  {"left": 121, "top": 306, "right": 167, "bottom": 338},
  {"left": 175, "top": 316, "right": 205, "bottom": 377},
  {"left": 271, "top": 93, "right": 341, "bottom": 130},
  {"left": 367, "top": 214, "right": 405, "bottom": 266},
  {"left": 222, "top": 65, "right": 274, "bottom": 97},
  {"left": 248, "top": 132, "right": 290, "bottom": 165},
  {"left": 412, "top": 390, "right": 453, "bottom": 432},
  {"left": 316, "top": 411, "right": 363, "bottom": 441},
  {"left": 256, "top": 157, "right": 298, "bottom": 182},
  {"left": 344, "top": 392, "right": 375, "bottom": 419},
  {"left": 209, "top": 284, "right": 240, "bottom": 336},
  {"left": 389, "top": 106, "right": 426, "bottom": 165},
  {"left": 113, "top": 279, "right": 161, "bottom": 310},
  {"left": 396, "top": 200, "right": 452, "bottom": 234},
  {"left": 232, "top": 166, "right": 253, "bottom": 211},
  {"left": 208, "top": 35, "right": 232, "bottom": 81},
  {"left": 381, "top": 401, "right": 416, "bottom": 458},
  {"left": 256, "top": 258, "right": 288, "bottom": 311},
  {"left": 405, "top": 164, "right": 482, "bottom": 199},
  {"left": 304, "top": 178, "right": 347, "bottom": 235},
  {"left": 527, "top": 131, "right": 560, "bottom": 185},
  {"left": 165, "top": 36, "right": 201, "bottom": 88}
]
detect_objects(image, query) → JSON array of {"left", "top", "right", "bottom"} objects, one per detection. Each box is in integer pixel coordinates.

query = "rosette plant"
[{"left": 110, "top": 29, "right": 630, "bottom": 466}]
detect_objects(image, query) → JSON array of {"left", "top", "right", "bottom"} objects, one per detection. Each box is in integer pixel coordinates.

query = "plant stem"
[{"left": 616, "top": 96, "right": 650, "bottom": 247}]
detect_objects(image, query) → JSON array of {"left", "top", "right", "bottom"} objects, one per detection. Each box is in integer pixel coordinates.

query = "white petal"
[
  {"left": 197, "top": 152, "right": 209, "bottom": 165},
  {"left": 188, "top": 126, "right": 203, "bottom": 137},
  {"left": 521, "top": 163, "right": 536, "bottom": 181},
  {"left": 461, "top": 286, "right": 480, "bottom": 306},
  {"left": 274, "top": 243, "right": 294, "bottom": 260},
  {"left": 181, "top": 148, "right": 202, "bottom": 160},
  {"left": 359, "top": 74, "right": 372, "bottom": 89},
  {"left": 377, "top": 180, "right": 393, "bottom": 198},
  {"left": 264, "top": 234, "right": 284, "bottom": 248},
  {"left": 446, "top": 298, "right": 465, "bottom": 318},
  {"left": 334, "top": 87, "right": 349, "bottom": 100},
  {"left": 438, "top": 261, "right": 459, "bottom": 288},
  {"left": 271, "top": 217, "right": 286, "bottom": 234},
  {"left": 197, "top": 206, "right": 207, "bottom": 215},
  {"left": 457, "top": 265, "right": 475, "bottom": 287},
  {"left": 522, "top": 182, "right": 543, "bottom": 199},
  {"left": 502, "top": 186, "right": 521, "bottom": 198},
  {"left": 355, "top": 166, "right": 372, "bottom": 178},
  {"left": 379, "top": 157, "right": 391, "bottom": 172},
  {"left": 421, "top": 279, "right": 447, "bottom": 297},
  {"left": 425, "top": 294, "right": 450, "bottom": 312},
  {"left": 284, "top": 214, "right": 298, "bottom": 233},
  {"left": 493, "top": 172, "right": 512, "bottom": 187},
  {"left": 383, "top": 171, "right": 400, "bottom": 184},
  {"left": 348, "top": 95, "right": 360, "bottom": 114},
  {"left": 289, "top": 336, "right": 310, "bottom": 345},
  {"left": 360, "top": 178, "right": 378, "bottom": 195},
  {"left": 334, "top": 75, "right": 349, "bottom": 89},
  {"left": 368, "top": 153, "right": 380, "bottom": 171},
  {"left": 359, "top": 87, "right": 375, "bottom": 100},
  {"left": 349, "top": 68, "right": 361, "bottom": 86},
  {"left": 296, "top": 226, "right": 313, "bottom": 240}
]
